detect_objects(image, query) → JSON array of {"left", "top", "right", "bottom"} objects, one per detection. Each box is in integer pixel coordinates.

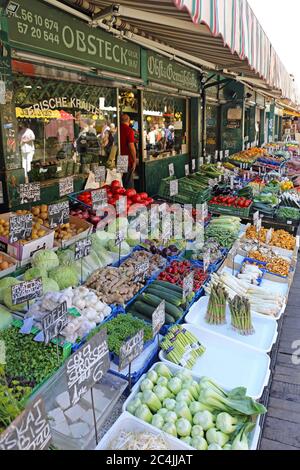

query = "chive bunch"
[
  {"left": 205, "top": 284, "right": 228, "bottom": 325},
  {"left": 229, "top": 296, "right": 255, "bottom": 336},
  {"left": 161, "top": 326, "right": 206, "bottom": 369}
]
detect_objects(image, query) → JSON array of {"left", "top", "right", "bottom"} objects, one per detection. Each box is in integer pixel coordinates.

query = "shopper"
[
  {"left": 120, "top": 114, "right": 137, "bottom": 189},
  {"left": 18, "top": 122, "right": 35, "bottom": 180}
]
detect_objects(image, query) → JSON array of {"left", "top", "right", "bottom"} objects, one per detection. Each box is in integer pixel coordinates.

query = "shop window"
[
  {"left": 14, "top": 76, "right": 118, "bottom": 182},
  {"left": 143, "top": 92, "right": 188, "bottom": 161}
]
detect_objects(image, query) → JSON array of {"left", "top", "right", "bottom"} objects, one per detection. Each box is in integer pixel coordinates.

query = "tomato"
[
  {"left": 114, "top": 188, "right": 127, "bottom": 195},
  {"left": 146, "top": 197, "right": 154, "bottom": 204},
  {"left": 126, "top": 189, "right": 137, "bottom": 198},
  {"left": 111, "top": 180, "right": 121, "bottom": 189},
  {"left": 139, "top": 192, "right": 148, "bottom": 200},
  {"left": 107, "top": 191, "right": 113, "bottom": 198},
  {"left": 132, "top": 195, "right": 142, "bottom": 203}
]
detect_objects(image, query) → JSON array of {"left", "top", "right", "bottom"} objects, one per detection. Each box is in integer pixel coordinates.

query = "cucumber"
[
  {"left": 146, "top": 287, "right": 183, "bottom": 306},
  {"left": 142, "top": 294, "right": 183, "bottom": 321},
  {"left": 165, "top": 314, "right": 176, "bottom": 325},
  {"left": 152, "top": 280, "right": 183, "bottom": 294},
  {"left": 134, "top": 301, "right": 156, "bottom": 319}
]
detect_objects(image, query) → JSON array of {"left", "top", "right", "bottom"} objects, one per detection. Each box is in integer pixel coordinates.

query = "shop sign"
[
  {"left": 147, "top": 52, "right": 199, "bottom": 93},
  {"left": 6, "top": 0, "right": 141, "bottom": 77},
  {"left": 0, "top": 397, "right": 51, "bottom": 450}
]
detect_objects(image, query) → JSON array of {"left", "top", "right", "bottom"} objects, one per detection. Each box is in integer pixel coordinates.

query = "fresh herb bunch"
[
  {"left": 0, "top": 326, "right": 63, "bottom": 387},
  {"left": 97, "top": 315, "right": 153, "bottom": 355},
  {"left": 0, "top": 366, "right": 24, "bottom": 434}
]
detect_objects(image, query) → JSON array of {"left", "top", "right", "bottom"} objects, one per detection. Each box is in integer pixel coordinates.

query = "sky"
[{"left": 248, "top": 0, "right": 300, "bottom": 92}]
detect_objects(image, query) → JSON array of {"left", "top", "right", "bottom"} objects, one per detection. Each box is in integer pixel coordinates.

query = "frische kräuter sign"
[{"left": 7, "top": 0, "right": 141, "bottom": 77}]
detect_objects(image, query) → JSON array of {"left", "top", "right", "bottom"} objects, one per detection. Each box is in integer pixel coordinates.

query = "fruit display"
[
  {"left": 0, "top": 253, "right": 15, "bottom": 273},
  {"left": 248, "top": 249, "right": 291, "bottom": 277},
  {"left": 1, "top": 211, "right": 48, "bottom": 244}
]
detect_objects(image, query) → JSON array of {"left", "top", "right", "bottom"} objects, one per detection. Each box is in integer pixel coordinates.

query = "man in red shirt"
[{"left": 120, "top": 114, "right": 137, "bottom": 188}]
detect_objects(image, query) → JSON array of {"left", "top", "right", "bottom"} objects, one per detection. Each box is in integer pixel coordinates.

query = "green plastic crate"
[{"left": 208, "top": 202, "right": 253, "bottom": 218}]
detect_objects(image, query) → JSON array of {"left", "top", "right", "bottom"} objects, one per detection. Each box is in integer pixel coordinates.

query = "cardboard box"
[
  {"left": 0, "top": 212, "right": 55, "bottom": 262},
  {"left": 0, "top": 252, "right": 17, "bottom": 278},
  {"left": 54, "top": 216, "right": 93, "bottom": 249}
]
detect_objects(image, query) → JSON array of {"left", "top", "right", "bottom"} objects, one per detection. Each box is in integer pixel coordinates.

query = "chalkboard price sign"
[
  {"left": 19, "top": 183, "right": 41, "bottom": 205},
  {"left": 75, "top": 238, "right": 92, "bottom": 261},
  {"left": 92, "top": 189, "right": 107, "bottom": 211},
  {"left": 48, "top": 201, "right": 70, "bottom": 229},
  {"left": 94, "top": 166, "right": 106, "bottom": 184},
  {"left": 134, "top": 260, "right": 150, "bottom": 283},
  {"left": 119, "top": 329, "right": 144, "bottom": 371},
  {"left": 59, "top": 177, "right": 74, "bottom": 197},
  {"left": 152, "top": 300, "right": 166, "bottom": 336},
  {"left": 11, "top": 278, "right": 43, "bottom": 305},
  {"left": 9, "top": 214, "right": 33, "bottom": 244},
  {"left": 183, "top": 272, "right": 194, "bottom": 300},
  {"left": 42, "top": 301, "right": 69, "bottom": 345},
  {"left": 117, "top": 155, "right": 129, "bottom": 173},
  {"left": 0, "top": 397, "right": 51, "bottom": 450},
  {"left": 66, "top": 329, "right": 110, "bottom": 407}
]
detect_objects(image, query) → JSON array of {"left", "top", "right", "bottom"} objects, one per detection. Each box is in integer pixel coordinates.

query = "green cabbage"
[
  {"left": 24, "top": 267, "right": 48, "bottom": 282},
  {"left": 0, "top": 306, "right": 13, "bottom": 330},
  {"left": 0, "top": 278, "right": 20, "bottom": 303},
  {"left": 32, "top": 250, "right": 59, "bottom": 272},
  {"left": 42, "top": 278, "right": 60, "bottom": 294},
  {"left": 3, "top": 286, "right": 27, "bottom": 312},
  {"left": 49, "top": 266, "right": 79, "bottom": 290},
  {"left": 57, "top": 249, "right": 75, "bottom": 266},
  {"left": 107, "top": 239, "right": 130, "bottom": 255}
]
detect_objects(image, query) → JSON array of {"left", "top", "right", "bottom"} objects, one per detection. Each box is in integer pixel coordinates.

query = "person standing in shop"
[
  {"left": 19, "top": 122, "right": 35, "bottom": 181},
  {"left": 120, "top": 114, "right": 137, "bottom": 189}
]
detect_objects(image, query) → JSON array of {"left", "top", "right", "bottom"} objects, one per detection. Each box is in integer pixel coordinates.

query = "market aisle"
[{"left": 260, "top": 259, "right": 300, "bottom": 450}]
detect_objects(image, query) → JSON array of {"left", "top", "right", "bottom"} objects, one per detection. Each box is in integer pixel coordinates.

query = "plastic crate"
[
  {"left": 208, "top": 202, "right": 253, "bottom": 218},
  {"left": 240, "top": 257, "right": 266, "bottom": 286}
]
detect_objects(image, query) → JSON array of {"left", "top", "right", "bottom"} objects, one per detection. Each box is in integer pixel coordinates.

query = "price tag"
[
  {"left": 218, "top": 175, "right": 222, "bottom": 183},
  {"left": 169, "top": 163, "right": 175, "bottom": 177},
  {"left": 59, "top": 177, "right": 74, "bottom": 197},
  {"left": 219, "top": 151, "right": 224, "bottom": 161},
  {"left": 92, "top": 189, "right": 107, "bottom": 211},
  {"left": 230, "top": 176, "right": 235, "bottom": 190},
  {"left": 183, "top": 272, "right": 194, "bottom": 300},
  {"left": 48, "top": 201, "right": 70, "bottom": 229},
  {"left": 215, "top": 150, "right": 219, "bottom": 161},
  {"left": 256, "top": 218, "right": 262, "bottom": 232},
  {"left": 116, "top": 228, "right": 126, "bottom": 246},
  {"left": 119, "top": 330, "right": 144, "bottom": 371},
  {"left": 9, "top": 214, "right": 33, "bottom": 244},
  {"left": 19, "top": 183, "right": 41, "bottom": 204},
  {"left": 75, "top": 238, "right": 92, "bottom": 261},
  {"left": 161, "top": 214, "right": 172, "bottom": 242},
  {"left": 266, "top": 228, "right": 273, "bottom": 244},
  {"left": 152, "top": 301, "right": 166, "bottom": 336},
  {"left": 207, "top": 155, "right": 211, "bottom": 164},
  {"left": 199, "top": 157, "right": 204, "bottom": 166},
  {"left": 134, "top": 260, "right": 150, "bottom": 283},
  {"left": 185, "top": 165, "right": 190, "bottom": 176},
  {"left": 287, "top": 220, "right": 293, "bottom": 225},
  {"left": 11, "top": 278, "right": 43, "bottom": 305},
  {"left": 208, "top": 179, "right": 215, "bottom": 188},
  {"left": 0, "top": 397, "right": 51, "bottom": 450},
  {"left": 253, "top": 211, "right": 260, "bottom": 225},
  {"left": 201, "top": 202, "right": 208, "bottom": 220},
  {"left": 66, "top": 329, "right": 110, "bottom": 407},
  {"left": 192, "top": 159, "right": 196, "bottom": 171},
  {"left": 203, "top": 249, "right": 211, "bottom": 273},
  {"left": 94, "top": 166, "right": 106, "bottom": 184},
  {"left": 116, "top": 196, "right": 127, "bottom": 216},
  {"left": 117, "top": 155, "right": 129, "bottom": 173},
  {"left": 170, "top": 180, "right": 179, "bottom": 197},
  {"left": 225, "top": 150, "right": 230, "bottom": 159},
  {"left": 41, "top": 301, "right": 68, "bottom": 345}
]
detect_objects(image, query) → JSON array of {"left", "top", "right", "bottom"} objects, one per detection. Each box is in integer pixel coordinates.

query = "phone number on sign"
[{"left": 16, "top": 8, "right": 59, "bottom": 44}]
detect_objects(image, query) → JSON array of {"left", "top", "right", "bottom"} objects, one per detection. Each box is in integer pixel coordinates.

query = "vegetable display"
[
  {"left": 205, "top": 216, "right": 241, "bottom": 249},
  {"left": 246, "top": 226, "right": 296, "bottom": 250},
  {"left": 209, "top": 196, "right": 252, "bottom": 209},
  {"left": 161, "top": 326, "right": 206, "bottom": 368},
  {"left": 157, "top": 260, "right": 207, "bottom": 291},
  {"left": 107, "top": 431, "right": 171, "bottom": 450},
  {"left": 126, "top": 364, "right": 266, "bottom": 451},
  {"left": 276, "top": 206, "right": 300, "bottom": 221}
]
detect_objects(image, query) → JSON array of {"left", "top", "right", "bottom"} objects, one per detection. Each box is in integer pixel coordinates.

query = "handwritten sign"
[
  {"left": 170, "top": 180, "right": 179, "bottom": 197},
  {"left": 116, "top": 228, "right": 126, "bottom": 246},
  {"left": 59, "top": 177, "right": 74, "bottom": 197},
  {"left": 11, "top": 279, "right": 43, "bottom": 305},
  {"left": 9, "top": 214, "right": 33, "bottom": 244},
  {"left": 201, "top": 202, "right": 208, "bottom": 220},
  {"left": 66, "top": 329, "right": 110, "bottom": 407},
  {"left": 169, "top": 163, "right": 175, "bottom": 177},
  {"left": 253, "top": 211, "right": 260, "bottom": 225},
  {"left": 42, "top": 301, "right": 68, "bottom": 345},
  {"left": 94, "top": 166, "right": 106, "bottom": 184},
  {"left": 134, "top": 260, "right": 150, "bottom": 283},
  {"left": 117, "top": 155, "right": 129, "bottom": 173},
  {"left": 75, "top": 238, "right": 92, "bottom": 261},
  {"left": 48, "top": 201, "right": 70, "bottom": 229},
  {"left": 0, "top": 397, "right": 51, "bottom": 450},
  {"left": 183, "top": 272, "right": 194, "bottom": 300},
  {"left": 203, "top": 249, "right": 211, "bottom": 273},
  {"left": 19, "top": 183, "right": 41, "bottom": 204},
  {"left": 219, "top": 151, "right": 223, "bottom": 161},
  {"left": 256, "top": 218, "right": 262, "bottom": 233},
  {"left": 119, "top": 330, "right": 144, "bottom": 371},
  {"left": 161, "top": 212, "right": 172, "bottom": 242},
  {"left": 152, "top": 301, "right": 166, "bottom": 336},
  {"left": 116, "top": 196, "right": 127, "bottom": 216},
  {"left": 92, "top": 189, "right": 107, "bottom": 211},
  {"left": 199, "top": 157, "right": 204, "bottom": 166}
]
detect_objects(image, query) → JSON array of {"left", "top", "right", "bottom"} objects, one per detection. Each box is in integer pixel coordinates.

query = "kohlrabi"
[
  {"left": 191, "top": 425, "right": 204, "bottom": 438},
  {"left": 193, "top": 410, "right": 215, "bottom": 430},
  {"left": 216, "top": 412, "right": 238, "bottom": 434},
  {"left": 151, "top": 414, "right": 164, "bottom": 430},
  {"left": 141, "top": 390, "right": 162, "bottom": 412},
  {"left": 206, "top": 428, "right": 230, "bottom": 447},
  {"left": 176, "top": 418, "right": 192, "bottom": 437},
  {"left": 135, "top": 404, "right": 153, "bottom": 423},
  {"left": 191, "top": 436, "right": 208, "bottom": 450}
]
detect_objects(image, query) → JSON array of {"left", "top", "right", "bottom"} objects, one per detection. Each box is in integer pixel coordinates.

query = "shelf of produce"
[
  {"left": 159, "top": 325, "right": 270, "bottom": 399},
  {"left": 185, "top": 296, "right": 278, "bottom": 353}
]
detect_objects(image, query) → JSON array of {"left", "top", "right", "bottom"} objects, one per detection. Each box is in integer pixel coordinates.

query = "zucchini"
[
  {"left": 133, "top": 301, "right": 156, "bottom": 319},
  {"left": 165, "top": 314, "right": 176, "bottom": 325},
  {"left": 153, "top": 280, "right": 183, "bottom": 294},
  {"left": 146, "top": 287, "right": 183, "bottom": 306},
  {"left": 142, "top": 294, "right": 183, "bottom": 321}
]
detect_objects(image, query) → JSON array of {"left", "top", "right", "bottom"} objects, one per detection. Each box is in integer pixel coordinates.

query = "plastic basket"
[{"left": 240, "top": 257, "right": 266, "bottom": 286}]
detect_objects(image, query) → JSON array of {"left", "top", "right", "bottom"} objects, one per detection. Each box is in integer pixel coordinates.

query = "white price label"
[
  {"left": 192, "top": 159, "right": 196, "bottom": 171},
  {"left": 207, "top": 155, "right": 211, "bottom": 164},
  {"left": 253, "top": 211, "right": 260, "bottom": 224},
  {"left": 203, "top": 249, "right": 211, "bottom": 273},
  {"left": 185, "top": 165, "right": 190, "bottom": 176},
  {"left": 225, "top": 150, "right": 230, "bottom": 159},
  {"left": 219, "top": 151, "right": 223, "bottom": 161},
  {"left": 169, "top": 163, "right": 175, "bottom": 177},
  {"left": 170, "top": 180, "right": 179, "bottom": 197}
]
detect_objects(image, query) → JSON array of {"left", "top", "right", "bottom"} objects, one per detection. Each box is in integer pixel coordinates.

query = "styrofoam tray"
[
  {"left": 159, "top": 325, "right": 270, "bottom": 398},
  {"left": 95, "top": 412, "right": 193, "bottom": 451},
  {"left": 123, "top": 363, "right": 261, "bottom": 451},
  {"left": 185, "top": 296, "right": 278, "bottom": 353}
]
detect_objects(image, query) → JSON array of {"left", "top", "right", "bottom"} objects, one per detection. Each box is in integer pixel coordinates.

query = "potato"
[
  {"left": 38, "top": 230, "right": 46, "bottom": 237},
  {"left": 40, "top": 213, "right": 48, "bottom": 221},
  {"left": 41, "top": 204, "right": 48, "bottom": 213},
  {"left": 0, "top": 261, "right": 9, "bottom": 270},
  {"left": 32, "top": 207, "right": 40, "bottom": 216}
]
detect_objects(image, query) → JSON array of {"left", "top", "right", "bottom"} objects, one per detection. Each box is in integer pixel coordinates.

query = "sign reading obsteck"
[
  {"left": 0, "top": 397, "right": 51, "bottom": 450},
  {"left": 6, "top": 0, "right": 141, "bottom": 77}
]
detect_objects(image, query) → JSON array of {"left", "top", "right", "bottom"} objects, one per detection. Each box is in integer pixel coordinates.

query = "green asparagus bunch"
[
  {"left": 229, "top": 296, "right": 255, "bottom": 336},
  {"left": 205, "top": 284, "right": 228, "bottom": 325},
  {"left": 161, "top": 326, "right": 206, "bottom": 369}
]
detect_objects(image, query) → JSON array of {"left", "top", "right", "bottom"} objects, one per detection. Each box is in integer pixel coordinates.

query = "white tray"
[
  {"left": 185, "top": 296, "right": 278, "bottom": 353},
  {"left": 123, "top": 363, "right": 261, "bottom": 451},
  {"left": 95, "top": 412, "right": 193, "bottom": 451},
  {"left": 159, "top": 325, "right": 270, "bottom": 399}
]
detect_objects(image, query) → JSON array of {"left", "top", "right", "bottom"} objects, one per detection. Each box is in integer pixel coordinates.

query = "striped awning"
[{"left": 61, "top": 0, "right": 298, "bottom": 104}]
